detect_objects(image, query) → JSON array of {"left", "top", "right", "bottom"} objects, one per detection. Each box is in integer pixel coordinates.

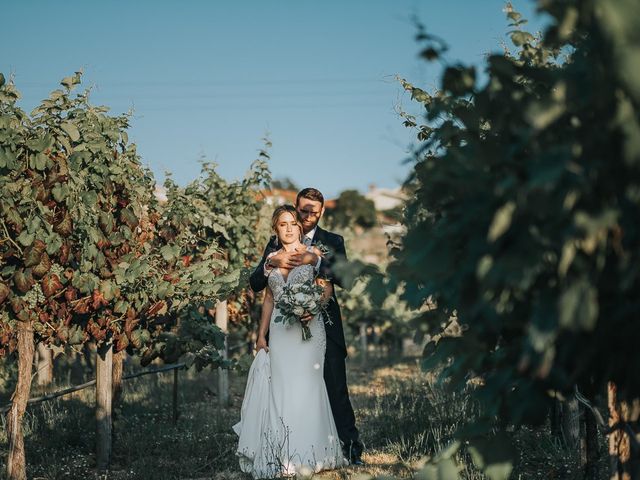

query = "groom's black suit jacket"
[{"left": 249, "top": 226, "right": 348, "bottom": 358}]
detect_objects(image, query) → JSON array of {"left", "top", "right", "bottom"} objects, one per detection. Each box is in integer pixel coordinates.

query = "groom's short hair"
[{"left": 297, "top": 188, "right": 324, "bottom": 207}]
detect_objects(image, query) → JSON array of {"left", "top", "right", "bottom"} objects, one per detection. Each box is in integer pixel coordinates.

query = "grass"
[{"left": 0, "top": 355, "right": 604, "bottom": 479}]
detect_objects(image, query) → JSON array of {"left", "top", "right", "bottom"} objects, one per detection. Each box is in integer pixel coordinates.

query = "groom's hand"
[
  {"left": 269, "top": 251, "right": 318, "bottom": 269},
  {"left": 290, "top": 251, "right": 319, "bottom": 267}
]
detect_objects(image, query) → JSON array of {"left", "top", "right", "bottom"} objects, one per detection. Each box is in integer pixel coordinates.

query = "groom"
[{"left": 249, "top": 187, "right": 364, "bottom": 465}]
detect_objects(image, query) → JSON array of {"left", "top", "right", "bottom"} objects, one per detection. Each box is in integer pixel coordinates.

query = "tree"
[
  {"left": 327, "top": 189, "right": 377, "bottom": 229},
  {"left": 383, "top": 0, "right": 640, "bottom": 477},
  {"left": 0, "top": 73, "right": 270, "bottom": 478},
  {"left": 271, "top": 176, "right": 298, "bottom": 191}
]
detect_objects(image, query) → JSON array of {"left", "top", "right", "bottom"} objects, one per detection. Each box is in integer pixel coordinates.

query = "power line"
[{"left": 15, "top": 76, "right": 395, "bottom": 88}]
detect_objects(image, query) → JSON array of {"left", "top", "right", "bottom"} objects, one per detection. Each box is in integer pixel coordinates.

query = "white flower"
[
  {"left": 293, "top": 306, "right": 305, "bottom": 316},
  {"left": 294, "top": 292, "right": 308, "bottom": 303}
]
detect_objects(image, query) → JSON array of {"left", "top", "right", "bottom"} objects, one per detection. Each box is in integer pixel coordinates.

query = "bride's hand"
[{"left": 255, "top": 336, "right": 269, "bottom": 353}]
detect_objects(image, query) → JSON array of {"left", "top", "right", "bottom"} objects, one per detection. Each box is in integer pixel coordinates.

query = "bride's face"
[{"left": 275, "top": 212, "right": 301, "bottom": 245}]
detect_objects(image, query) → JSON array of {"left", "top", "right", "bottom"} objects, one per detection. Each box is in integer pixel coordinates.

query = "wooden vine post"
[
  {"left": 112, "top": 350, "right": 125, "bottom": 406},
  {"left": 35, "top": 343, "right": 53, "bottom": 386},
  {"left": 6, "top": 319, "right": 35, "bottom": 480},
  {"left": 215, "top": 300, "right": 229, "bottom": 406},
  {"left": 96, "top": 343, "right": 113, "bottom": 472}
]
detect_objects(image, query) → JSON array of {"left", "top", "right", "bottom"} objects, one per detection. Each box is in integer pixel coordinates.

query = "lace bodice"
[{"left": 268, "top": 264, "right": 315, "bottom": 301}]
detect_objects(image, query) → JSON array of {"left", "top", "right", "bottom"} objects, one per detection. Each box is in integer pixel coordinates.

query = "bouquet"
[{"left": 273, "top": 281, "right": 325, "bottom": 341}]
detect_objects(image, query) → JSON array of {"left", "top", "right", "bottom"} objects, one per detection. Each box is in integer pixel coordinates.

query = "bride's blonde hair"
[{"left": 271, "top": 205, "right": 303, "bottom": 243}]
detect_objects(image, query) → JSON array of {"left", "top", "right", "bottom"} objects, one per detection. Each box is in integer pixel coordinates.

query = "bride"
[{"left": 233, "top": 205, "right": 347, "bottom": 478}]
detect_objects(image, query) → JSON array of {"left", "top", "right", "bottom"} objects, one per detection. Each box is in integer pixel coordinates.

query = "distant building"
[
  {"left": 259, "top": 188, "right": 298, "bottom": 206},
  {"left": 364, "top": 185, "right": 405, "bottom": 211}
]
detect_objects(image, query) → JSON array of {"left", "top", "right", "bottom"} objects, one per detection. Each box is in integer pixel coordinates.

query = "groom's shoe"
[{"left": 345, "top": 441, "right": 365, "bottom": 466}]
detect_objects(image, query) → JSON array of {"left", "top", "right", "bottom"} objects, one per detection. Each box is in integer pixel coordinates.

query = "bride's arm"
[{"left": 256, "top": 287, "right": 274, "bottom": 352}]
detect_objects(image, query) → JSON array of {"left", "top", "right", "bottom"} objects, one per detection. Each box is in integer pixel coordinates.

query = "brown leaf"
[
  {"left": 24, "top": 240, "right": 47, "bottom": 267},
  {"left": 119, "top": 207, "right": 139, "bottom": 230},
  {"left": 92, "top": 289, "right": 108, "bottom": 310},
  {"left": 124, "top": 316, "right": 139, "bottom": 335},
  {"left": 115, "top": 334, "right": 129, "bottom": 352},
  {"left": 0, "top": 282, "right": 9, "bottom": 304},
  {"left": 72, "top": 297, "right": 91, "bottom": 314},
  {"left": 32, "top": 252, "right": 52, "bottom": 278},
  {"left": 41, "top": 274, "right": 63, "bottom": 297},
  {"left": 63, "top": 267, "right": 74, "bottom": 281},
  {"left": 87, "top": 320, "right": 106, "bottom": 342},
  {"left": 14, "top": 269, "right": 35, "bottom": 293},
  {"left": 58, "top": 242, "right": 70, "bottom": 265},
  {"left": 147, "top": 300, "right": 167, "bottom": 317},
  {"left": 97, "top": 238, "right": 111, "bottom": 250},
  {"left": 64, "top": 287, "right": 78, "bottom": 302},
  {"left": 10, "top": 297, "right": 24, "bottom": 315},
  {"left": 53, "top": 212, "right": 73, "bottom": 236},
  {"left": 56, "top": 326, "right": 68, "bottom": 342}
]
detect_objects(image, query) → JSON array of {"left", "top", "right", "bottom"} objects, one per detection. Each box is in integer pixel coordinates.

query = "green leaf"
[
  {"left": 51, "top": 184, "right": 69, "bottom": 202},
  {"left": 487, "top": 202, "right": 516, "bottom": 242},
  {"left": 510, "top": 30, "right": 534, "bottom": 46},
  {"left": 468, "top": 433, "right": 515, "bottom": 480},
  {"left": 100, "top": 280, "right": 116, "bottom": 301},
  {"left": 416, "top": 442, "right": 462, "bottom": 480},
  {"left": 50, "top": 344, "right": 65, "bottom": 358},
  {"left": 81, "top": 190, "right": 98, "bottom": 208},
  {"left": 416, "top": 459, "right": 460, "bottom": 480},
  {"left": 45, "top": 232, "right": 63, "bottom": 255},
  {"left": 559, "top": 278, "right": 599, "bottom": 331},
  {"left": 526, "top": 100, "right": 566, "bottom": 130},
  {"left": 1, "top": 148, "right": 19, "bottom": 169},
  {"left": 26, "top": 134, "right": 54, "bottom": 152},
  {"left": 114, "top": 300, "right": 128, "bottom": 314},
  {"left": 60, "top": 122, "right": 80, "bottom": 142},
  {"left": 35, "top": 153, "right": 48, "bottom": 171},
  {"left": 507, "top": 11, "right": 522, "bottom": 22},
  {"left": 68, "top": 325, "right": 85, "bottom": 345},
  {"left": 160, "top": 244, "right": 179, "bottom": 262},
  {"left": 156, "top": 281, "right": 172, "bottom": 300},
  {"left": 16, "top": 230, "right": 35, "bottom": 247},
  {"left": 60, "top": 72, "right": 82, "bottom": 89},
  {"left": 72, "top": 272, "right": 98, "bottom": 294}
]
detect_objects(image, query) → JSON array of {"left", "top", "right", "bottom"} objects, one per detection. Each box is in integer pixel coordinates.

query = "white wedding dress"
[{"left": 233, "top": 263, "right": 347, "bottom": 479}]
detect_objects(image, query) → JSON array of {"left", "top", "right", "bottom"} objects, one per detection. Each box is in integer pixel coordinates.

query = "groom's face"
[{"left": 296, "top": 197, "right": 324, "bottom": 234}]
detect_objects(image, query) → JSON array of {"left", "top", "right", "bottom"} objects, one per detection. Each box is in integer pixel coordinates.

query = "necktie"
[{"left": 303, "top": 236, "right": 312, "bottom": 247}]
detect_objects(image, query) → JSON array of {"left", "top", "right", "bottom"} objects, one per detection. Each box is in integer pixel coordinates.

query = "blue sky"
[{"left": 2, "top": 1, "right": 546, "bottom": 198}]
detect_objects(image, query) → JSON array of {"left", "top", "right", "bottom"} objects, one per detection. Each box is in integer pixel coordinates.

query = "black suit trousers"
[{"left": 323, "top": 337, "right": 361, "bottom": 451}]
